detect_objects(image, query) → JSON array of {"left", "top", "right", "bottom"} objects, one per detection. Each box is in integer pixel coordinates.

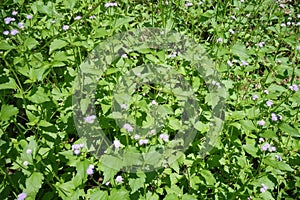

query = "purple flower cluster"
[
  {"left": 86, "top": 164, "right": 94, "bottom": 175},
  {"left": 72, "top": 143, "right": 84, "bottom": 155},
  {"left": 3, "top": 11, "right": 32, "bottom": 37},
  {"left": 261, "top": 143, "right": 276, "bottom": 152}
]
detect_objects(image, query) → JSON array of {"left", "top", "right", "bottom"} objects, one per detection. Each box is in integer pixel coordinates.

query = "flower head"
[
  {"left": 104, "top": 2, "right": 118, "bottom": 8},
  {"left": 10, "top": 29, "right": 19, "bottom": 36},
  {"left": 113, "top": 140, "right": 121, "bottom": 148},
  {"left": 258, "top": 137, "right": 264, "bottom": 143},
  {"left": 123, "top": 123, "right": 134, "bottom": 132},
  {"left": 289, "top": 84, "right": 299, "bottom": 92},
  {"left": 257, "top": 42, "right": 265, "bottom": 47},
  {"left": 17, "top": 192, "right": 27, "bottom": 200},
  {"left": 74, "top": 16, "right": 82, "bottom": 20},
  {"left": 139, "top": 139, "right": 149, "bottom": 145},
  {"left": 275, "top": 155, "right": 282, "bottom": 161},
  {"left": 229, "top": 29, "right": 235, "bottom": 34},
  {"left": 261, "top": 143, "right": 270, "bottom": 151},
  {"left": 252, "top": 94, "right": 258, "bottom": 100},
  {"left": 264, "top": 89, "right": 269, "bottom": 94},
  {"left": 23, "top": 161, "right": 29, "bottom": 166},
  {"left": 260, "top": 184, "right": 268, "bottom": 193},
  {"left": 227, "top": 60, "right": 233, "bottom": 67},
  {"left": 84, "top": 115, "right": 97, "bottom": 123},
  {"left": 3, "top": 30, "right": 9, "bottom": 35},
  {"left": 4, "top": 17, "right": 15, "bottom": 24},
  {"left": 12, "top": 10, "right": 18, "bottom": 15},
  {"left": 271, "top": 113, "right": 278, "bottom": 121},
  {"left": 185, "top": 2, "right": 193, "bottom": 7},
  {"left": 159, "top": 134, "right": 169, "bottom": 142},
  {"left": 115, "top": 175, "right": 123, "bottom": 183},
  {"left": 86, "top": 164, "right": 94, "bottom": 175},
  {"left": 269, "top": 146, "right": 276, "bottom": 152},
  {"left": 217, "top": 37, "right": 223, "bottom": 43},
  {"left": 241, "top": 60, "right": 248, "bottom": 66},
  {"left": 257, "top": 120, "right": 265, "bottom": 126},
  {"left": 121, "top": 54, "right": 128, "bottom": 58},
  {"left": 26, "top": 14, "right": 33, "bottom": 19},
  {"left": 18, "top": 22, "right": 25, "bottom": 29},
  {"left": 297, "top": 46, "right": 300, "bottom": 51},
  {"left": 151, "top": 100, "right": 157, "bottom": 105},
  {"left": 266, "top": 100, "right": 273, "bottom": 107},
  {"left": 121, "top": 103, "right": 127, "bottom": 109},
  {"left": 62, "top": 25, "right": 69, "bottom": 30},
  {"left": 134, "top": 134, "right": 140, "bottom": 140},
  {"left": 26, "top": 149, "right": 32, "bottom": 154}
]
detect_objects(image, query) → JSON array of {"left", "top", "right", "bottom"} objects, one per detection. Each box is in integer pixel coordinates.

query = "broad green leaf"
[
  {"left": 240, "top": 120, "right": 256, "bottom": 132},
  {"left": 49, "top": 39, "right": 68, "bottom": 54},
  {"left": 108, "top": 188, "right": 130, "bottom": 200},
  {"left": 279, "top": 124, "right": 299, "bottom": 137},
  {"left": 199, "top": 169, "right": 215, "bottom": 186},
  {"left": 0, "top": 104, "right": 18, "bottom": 121},
  {"left": 263, "top": 158, "right": 293, "bottom": 171},
  {"left": 24, "top": 172, "right": 44, "bottom": 199},
  {"left": 27, "top": 87, "right": 50, "bottom": 103},
  {"left": 0, "top": 76, "right": 18, "bottom": 90},
  {"left": 168, "top": 117, "right": 181, "bottom": 130},
  {"left": 231, "top": 43, "right": 249, "bottom": 60},
  {"left": 24, "top": 37, "right": 39, "bottom": 50},
  {"left": 89, "top": 189, "right": 108, "bottom": 200},
  {"left": 0, "top": 41, "right": 15, "bottom": 50},
  {"left": 128, "top": 176, "right": 145, "bottom": 194}
]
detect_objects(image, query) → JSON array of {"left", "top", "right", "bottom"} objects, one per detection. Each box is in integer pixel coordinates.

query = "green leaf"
[
  {"left": 168, "top": 117, "right": 181, "bottom": 130},
  {"left": 27, "top": 87, "right": 50, "bottom": 103},
  {"left": 0, "top": 41, "right": 15, "bottom": 50},
  {"left": 89, "top": 189, "right": 108, "bottom": 200},
  {"left": 199, "top": 169, "right": 215, "bottom": 186},
  {"left": 240, "top": 120, "right": 256, "bottom": 132},
  {"left": 263, "top": 158, "right": 293, "bottom": 171},
  {"left": 49, "top": 39, "right": 68, "bottom": 54},
  {"left": 231, "top": 43, "right": 249, "bottom": 60},
  {"left": 0, "top": 76, "right": 18, "bottom": 90},
  {"left": 279, "top": 124, "right": 299, "bottom": 137},
  {"left": 24, "top": 37, "right": 39, "bottom": 50},
  {"left": 24, "top": 172, "right": 44, "bottom": 199},
  {"left": 108, "top": 189, "right": 130, "bottom": 200},
  {"left": 114, "top": 17, "right": 134, "bottom": 29},
  {"left": 0, "top": 104, "right": 18, "bottom": 121},
  {"left": 128, "top": 176, "right": 145, "bottom": 194}
]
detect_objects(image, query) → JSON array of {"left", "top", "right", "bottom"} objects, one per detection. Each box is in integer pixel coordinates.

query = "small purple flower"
[
  {"left": 281, "top": 23, "right": 286, "bottom": 27},
  {"left": 115, "top": 175, "right": 123, "bottom": 183},
  {"left": 271, "top": 113, "right": 278, "bottom": 121},
  {"left": 26, "top": 14, "right": 33, "bottom": 19},
  {"left": 185, "top": 2, "right": 193, "bottom": 7},
  {"left": 17, "top": 192, "right": 27, "bottom": 200},
  {"left": 229, "top": 29, "right": 235, "bottom": 34},
  {"left": 113, "top": 140, "right": 121, "bottom": 148},
  {"left": 134, "top": 134, "right": 140, "bottom": 140},
  {"left": 257, "top": 120, "right": 265, "bottom": 126},
  {"left": 151, "top": 100, "right": 157, "bottom": 105},
  {"left": 159, "top": 134, "right": 169, "bottom": 142},
  {"left": 269, "top": 146, "right": 276, "bottom": 152},
  {"left": 74, "top": 16, "right": 82, "bottom": 20},
  {"left": 297, "top": 46, "right": 300, "bottom": 51},
  {"left": 23, "top": 161, "right": 29, "bottom": 166},
  {"left": 289, "top": 84, "right": 299, "bottom": 92},
  {"left": 257, "top": 42, "right": 265, "bottom": 47},
  {"left": 279, "top": 4, "right": 284, "bottom": 8},
  {"left": 123, "top": 123, "right": 134, "bottom": 132},
  {"left": 4, "top": 17, "right": 15, "bottom": 24},
  {"left": 287, "top": 21, "right": 291, "bottom": 26},
  {"left": 104, "top": 2, "right": 118, "bottom": 8},
  {"left": 105, "top": 181, "right": 110, "bottom": 186},
  {"left": 3, "top": 30, "right": 9, "bottom": 35},
  {"left": 62, "top": 25, "right": 69, "bottom": 30},
  {"left": 241, "top": 60, "right": 248, "bottom": 66},
  {"left": 275, "top": 155, "right": 282, "bottom": 161},
  {"left": 258, "top": 137, "right": 264, "bottom": 143},
  {"left": 261, "top": 143, "right": 270, "bottom": 151},
  {"left": 18, "top": 22, "right": 25, "bottom": 29},
  {"left": 84, "top": 115, "right": 97, "bottom": 123},
  {"left": 89, "top": 15, "right": 96, "bottom": 19},
  {"left": 74, "top": 149, "right": 80, "bottom": 155},
  {"left": 121, "top": 54, "right": 128, "bottom": 58},
  {"left": 10, "top": 29, "right": 19, "bottom": 36},
  {"left": 263, "top": 89, "right": 269, "bottom": 94},
  {"left": 139, "top": 139, "right": 149, "bottom": 145},
  {"left": 260, "top": 184, "right": 268, "bottom": 193},
  {"left": 227, "top": 60, "right": 233, "bottom": 67},
  {"left": 12, "top": 10, "right": 18, "bottom": 15},
  {"left": 72, "top": 143, "right": 84, "bottom": 155},
  {"left": 26, "top": 149, "right": 32, "bottom": 154},
  {"left": 121, "top": 103, "right": 127, "bottom": 109},
  {"left": 252, "top": 94, "right": 258, "bottom": 100},
  {"left": 86, "top": 164, "right": 94, "bottom": 175},
  {"left": 150, "top": 129, "right": 156, "bottom": 135},
  {"left": 266, "top": 100, "right": 273, "bottom": 107},
  {"left": 217, "top": 37, "right": 223, "bottom": 43}
]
